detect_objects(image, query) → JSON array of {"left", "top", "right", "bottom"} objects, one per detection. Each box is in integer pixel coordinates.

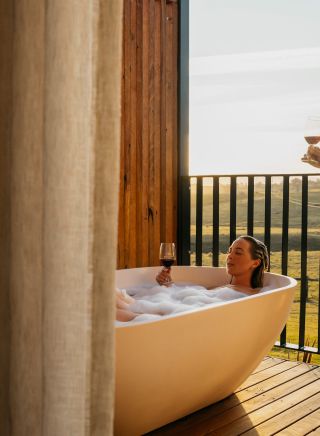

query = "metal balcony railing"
[{"left": 178, "top": 173, "right": 320, "bottom": 355}]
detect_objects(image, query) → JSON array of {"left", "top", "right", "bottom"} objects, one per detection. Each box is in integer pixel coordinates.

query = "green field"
[
  {"left": 190, "top": 177, "right": 320, "bottom": 228},
  {"left": 190, "top": 177, "right": 320, "bottom": 364}
]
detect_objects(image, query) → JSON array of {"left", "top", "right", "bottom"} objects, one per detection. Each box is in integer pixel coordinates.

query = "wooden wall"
[
  {"left": 0, "top": 1, "right": 12, "bottom": 432},
  {"left": 118, "top": 0, "right": 179, "bottom": 268}
]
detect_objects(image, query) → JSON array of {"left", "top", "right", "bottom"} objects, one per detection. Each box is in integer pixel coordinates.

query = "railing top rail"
[{"left": 187, "top": 173, "right": 320, "bottom": 178}]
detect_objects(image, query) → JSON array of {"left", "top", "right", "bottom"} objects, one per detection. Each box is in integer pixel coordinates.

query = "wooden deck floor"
[{"left": 148, "top": 357, "right": 320, "bottom": 435}]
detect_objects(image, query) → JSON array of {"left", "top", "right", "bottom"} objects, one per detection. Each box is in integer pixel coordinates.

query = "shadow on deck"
[{"left": 148, "top": 357, "right": 320, "bottom": 435}]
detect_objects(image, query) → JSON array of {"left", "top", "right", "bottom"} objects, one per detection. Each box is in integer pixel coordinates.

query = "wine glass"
[
  {"left": 304, "top": 116, "right": 320, "bottom": 146},
  {"left": 302, "top": 116, "right": 320, "bottom": 167},
  {"left": 159, "top": 242, "right": 176, "bottom": 268},
  {"left": 159, "top": 243, "right": 176, "bottom": 285}
]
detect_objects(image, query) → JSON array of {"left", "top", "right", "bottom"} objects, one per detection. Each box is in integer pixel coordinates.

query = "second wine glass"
[
  {"left": 304, "top": 115, "right": 320, "bottom": 145},
  {"left": 302, "top": 116, "right": 320, "bottom": 167}
]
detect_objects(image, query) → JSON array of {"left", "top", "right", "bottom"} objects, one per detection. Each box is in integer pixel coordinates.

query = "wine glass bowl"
[
  {"left": 304, "top": 116, "right": 320, "bottom": 146},
  {"left": 159, "top": 243, "right": 176, "bottom": 268}
]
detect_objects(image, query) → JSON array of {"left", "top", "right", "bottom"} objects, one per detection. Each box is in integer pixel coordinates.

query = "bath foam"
[{"left": 117, "top": 283, "right": 272, "bottom": 324}]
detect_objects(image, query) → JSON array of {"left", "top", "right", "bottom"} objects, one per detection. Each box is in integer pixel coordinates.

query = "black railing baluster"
[
  {"left": 281, "top": 176, "right": 290, "bottom": 275},
  {"left": 280, "top": 175, "right": 290, "bottom": 346},
  {"left": 178, "top": 176, "right": 191, "bottom": 265},
  {"left": 299, "top": 175, "right": 308, "bottom": 349},
  {"left": 196, "top": 177, "right": 203, "bottom": 266},
  {"left": 264, "top": 176, "right": 271, "bottom": 265},
  {"left": 247, "top": 176, "right": 254, "bottom": 236},
  {"left": 230, "top": 176, "right": 237, "bottom": 245},
  {"left": 212, "top": 176, "right": 219, "bottom": 267}
]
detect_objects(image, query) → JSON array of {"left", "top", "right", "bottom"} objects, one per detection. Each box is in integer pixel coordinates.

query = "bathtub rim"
[{"left": 115, "top": 266, "right": 297, "bottom": 329}]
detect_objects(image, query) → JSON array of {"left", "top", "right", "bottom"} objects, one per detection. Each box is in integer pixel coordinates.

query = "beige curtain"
[{"left": 0, "top": 1, "right": 123, "bottom": 435}]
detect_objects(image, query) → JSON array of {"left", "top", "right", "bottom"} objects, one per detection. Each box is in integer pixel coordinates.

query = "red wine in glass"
[
  {"left": 304, "top": 116, "right": 320, "bottom": 147},
  {"left": 160, "top": 258, "right": 175, "bottom": 268}
]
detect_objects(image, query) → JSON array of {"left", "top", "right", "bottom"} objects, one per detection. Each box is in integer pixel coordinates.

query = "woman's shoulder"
[{"left": 210, "top": 284, "right": 261, "bottom": 295}]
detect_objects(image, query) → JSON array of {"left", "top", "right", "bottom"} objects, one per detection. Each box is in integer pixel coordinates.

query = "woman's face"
[{"left": 226, "top": 239, "right": 260, "bottom": 277}]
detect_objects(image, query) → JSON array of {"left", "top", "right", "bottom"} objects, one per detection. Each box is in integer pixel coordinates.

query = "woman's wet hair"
[{"left": 237, "top": 235, "right": 269, "bottom": 288}]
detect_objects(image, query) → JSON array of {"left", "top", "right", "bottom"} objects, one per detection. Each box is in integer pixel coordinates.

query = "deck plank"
[
  {"left": 265, "top": 408, "right": 320, "bottom": 435},
  {"left": 185, "top": 366, "right": 320, "bottom": 435},
  {"left": 249, "top": 357, "right": 286, "bottom": 374},
  {"left": 244, "top": 393, "right": 320, "bottom": 435},
  {"left": 235, "top": 360, "right": 302, "bottom": 391},
  {"left": 211, "top": 376, "right": 320, "bottom": 435},
  {"left": 237, "top": 362, "right": 314, "bottom": 403},
  {"left": 200, "top": 362, "right": 311, "bottom": 421},
  {"left": 148, "top": 362, "right": 302, "bottom": 435},
  {"left": 149, "top": 360, "right": 320, "bottom": 436}
]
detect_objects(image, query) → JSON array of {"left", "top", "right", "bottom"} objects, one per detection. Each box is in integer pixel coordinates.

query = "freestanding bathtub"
[{"left": 114, "top": 266, "right": 296, "bottom": 435}]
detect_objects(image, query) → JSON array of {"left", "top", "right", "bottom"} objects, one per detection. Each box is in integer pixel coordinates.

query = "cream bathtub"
[{"left": 114, "top": 266, "right": 296, "bottom": 435}]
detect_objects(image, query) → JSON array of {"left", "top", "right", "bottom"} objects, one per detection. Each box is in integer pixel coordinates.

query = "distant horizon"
[{"left": 191, "top": 46, "right": 320, "bottom": 59}]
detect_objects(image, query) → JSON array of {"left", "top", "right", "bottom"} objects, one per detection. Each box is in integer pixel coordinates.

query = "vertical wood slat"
[
  {"left": 159, "top": 0, "right": 167, "bottom": 248},
  {"left": 129, "top": 2, "right": 138, "bottom": 264},
  {"left": 119, "top": 0, "right": 138, "bottom": 268},
  {"left": 117, "top": 0, "right": 128, "bottom": 268},
  {"left": 149, "top": 0, "right": 161, "bottom": 266},
  {"left": 0, "top": 1, "right": 12, "bottom": 432},
  {"left": 164, "top": 0, "right": 173, "bottom": 244},
  {"left": 129, "top": 2, "right": 138, "bottom": 266},
  {"left": 118, "top": 0, "right": 178, "bottom": 268},
  {"left": 171, "top": 0, "right": 178, "bottom": 248},
  {"left": 118, "top": 40, "right": 125, "bottom": 268},
  {"left": 139, "top": 0, "right": 150, "bottom": 266}
]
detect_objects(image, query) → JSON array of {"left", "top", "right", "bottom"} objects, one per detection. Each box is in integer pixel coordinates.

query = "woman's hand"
[
  {"left": 156, "top": 268, "right": 173, "bottom": 286},
  {"left": 308, "top": 144, "right": 320, "bottom": 162}
]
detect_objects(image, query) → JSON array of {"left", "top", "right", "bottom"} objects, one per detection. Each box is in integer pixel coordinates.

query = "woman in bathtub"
[
  {"left": 157, "top": 235, "right": 268, "bottom": 294},
  {"left": 116, "top": 235, "right": 269, "bottom": 321}
]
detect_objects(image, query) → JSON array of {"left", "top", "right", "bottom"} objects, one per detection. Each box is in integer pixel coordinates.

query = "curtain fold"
[{"left": 0, "top": 1, "right": 123, "bottom": 435}]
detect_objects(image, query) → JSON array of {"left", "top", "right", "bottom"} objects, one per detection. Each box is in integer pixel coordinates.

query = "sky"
[{"left": 189, "top": 0, "right": 320, "bottom": 175}]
